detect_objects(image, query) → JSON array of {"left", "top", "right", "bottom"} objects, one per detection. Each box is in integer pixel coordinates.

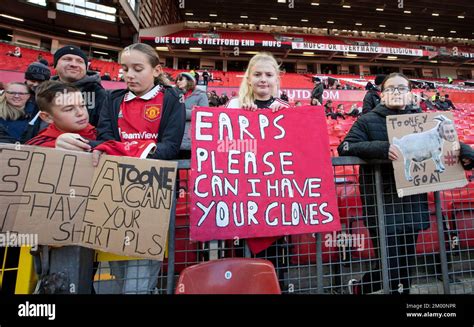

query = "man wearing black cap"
[
  {"left": 50, "top": 45, "right": 106, "bottom": 127},
  {"left": 311, "top": 77, "right": 324, "bottom": 105},
  {"left": 362, "top": 74, "right": 385, "bottom": 114}
]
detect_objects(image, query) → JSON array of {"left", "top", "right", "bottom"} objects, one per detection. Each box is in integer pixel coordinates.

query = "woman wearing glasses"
[
  {"left": 338, "top": 73, "right": 474, "bottom": 294},
  {"left": 0, "top": 82, "right": 34, "bottom": 143}
]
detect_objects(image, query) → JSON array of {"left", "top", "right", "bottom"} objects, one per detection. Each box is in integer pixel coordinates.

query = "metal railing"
[{"left": 6, "top": 157, "right": 473, "bottom": 294}]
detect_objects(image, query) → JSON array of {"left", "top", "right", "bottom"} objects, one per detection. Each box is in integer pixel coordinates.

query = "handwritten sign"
[
  {"left": 0, "top": 144, "right": 177, "bottom": 260},
  {"left": 190, "top": 107, "right": 341, "bottom": 241},
  {"left": 387, "top": 112, "right": 467, "bottom": 197}
]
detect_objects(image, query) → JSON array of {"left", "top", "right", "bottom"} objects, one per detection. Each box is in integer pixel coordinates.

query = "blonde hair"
[
  {"left": 0, "top": 82, "right": 29, "bottom": 120},
  {"left": 238, "top": 52, "right": 281, "bottom": 106},
  {"left": 120, "top": 43, "right": 171, "bottom": 87}
]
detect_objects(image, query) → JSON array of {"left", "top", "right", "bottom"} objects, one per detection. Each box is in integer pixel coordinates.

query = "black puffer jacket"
[
  {"left": 338, "top": 104, "right": 474, "bottom": 235},
  {"left": 362, "top": 89, "right": 381, "bottom": 114}
]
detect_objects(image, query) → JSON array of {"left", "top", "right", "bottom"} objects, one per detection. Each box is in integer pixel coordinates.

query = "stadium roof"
[
  {"left": 178, "top": 0, "right": 474, "bottom": 40},
  {"left": 0, "top": 0, "right": 136, "bottom": 48}
]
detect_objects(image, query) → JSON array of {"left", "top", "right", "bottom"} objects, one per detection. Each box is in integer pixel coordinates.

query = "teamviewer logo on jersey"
[{"left": 144, "top": 105, "right": 161, "bottom": 122}]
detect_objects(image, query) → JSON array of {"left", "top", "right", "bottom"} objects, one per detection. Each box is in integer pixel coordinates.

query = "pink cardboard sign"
[{"left": 190, "top": 106, "right": 341, "bottom": 241}]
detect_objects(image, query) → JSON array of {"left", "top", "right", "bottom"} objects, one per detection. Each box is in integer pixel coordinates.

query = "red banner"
[{"left": 190, "top": 106, "right": 341, "bottom": 242}]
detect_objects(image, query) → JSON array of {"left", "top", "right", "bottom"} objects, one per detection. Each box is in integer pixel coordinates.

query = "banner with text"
[
  {"left": 292, "top": 42, "right": 425, "bottom": 56},
  {"left": 0, "top": 145, "right": 177, "bottom": 260},
  {"left": 190, "top": 106, "right": 341, "bottom": 241},
  {"left": 387, "top": 112, "right": 467, "bottom": 197}
]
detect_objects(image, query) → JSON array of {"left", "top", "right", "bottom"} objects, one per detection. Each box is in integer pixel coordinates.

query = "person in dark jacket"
[
  {"left": 338, "top": 73, "right": 474, "bottom": 294},
  {"left": 362, "top": 74, "right": 385, "bottom": 114},
  {"left": 51, "top": 45, "right": 107, "bottom": 127},
  {"left": 435, "top": 96, "right": 452, "bottom": 111},
  {"left": 208, "top": 90, "right": 220, "bottom": 107},
  {"left": 444, "top": 94, "right": 456, "bottom": 110},
  {"left": 26, "top": 46, "right": 107, "bottom": 141},
  {"left": 21, "top": 62, "right": 51, "bottom": 143},
  {"left": 219, "top": 92, "right": 229, "bottom": 106},
  {"left": 327, "top": 104, "right": 346, "bottom": 120},
  {"left": 324, "top": 99, "right": 334, "bottom": 115},
  {"left": 311, "top": 77, "right": 324, "bottom": 105},
  {"left": 0, "top": 82, "right": 35, "bottom": 143},
  {"left": 346, "top": 103, "right": 361, "bottom": 117}
]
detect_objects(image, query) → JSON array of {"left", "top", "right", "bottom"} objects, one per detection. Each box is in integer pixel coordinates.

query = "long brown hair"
[
  {"left": 176, "top": 73, "right": 196, "bottom": 93},
  {"left": 120, "top": 43, "right": 170, "bottom": 87}
]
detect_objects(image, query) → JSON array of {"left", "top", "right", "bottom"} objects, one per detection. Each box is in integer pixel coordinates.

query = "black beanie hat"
[
  {"left": 54, "top": 45, "right": 88, "bottom": 68},
  {"left": 25, "top": 62, "right": 51, "bottom": 82},
  {"left": 374, "top": 74, "right": 386, "bottom": 86}
]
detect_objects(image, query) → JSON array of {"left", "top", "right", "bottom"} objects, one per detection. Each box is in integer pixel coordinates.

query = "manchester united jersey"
[{"left": 118, "top": 84, "right": 164, "bottom": 142}]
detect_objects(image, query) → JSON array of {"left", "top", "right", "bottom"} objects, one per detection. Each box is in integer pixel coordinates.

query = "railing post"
[
  {"left": 48, "top": 246, "right": 94, "bottom": 294},
  {"left": 316, "top": 233, "right": 324, "bottom": 294},
  {"left": 434, "top": 191, "right": 450, "bottom": 294},
  {"left": 166, "top": 179, "right": 177, "bottom": 294},
  {"left": 244, "top": 241, "right": 251, "bottom": 258},
  {"left": 374, "top": 165, "right": 390, "bottom": 294},
  {"left": 209, "top": 241, "right": 219, "bottom": 260}
]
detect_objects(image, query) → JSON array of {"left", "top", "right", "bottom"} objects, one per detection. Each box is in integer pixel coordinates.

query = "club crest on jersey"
[{"left": 144, "top": 105, "right": 161, "bottom": 121}]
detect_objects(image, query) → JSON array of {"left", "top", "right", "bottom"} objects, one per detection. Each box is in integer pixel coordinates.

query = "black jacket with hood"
[
  {"left": 338, "top": 104, "right": 474, "bottom": 235},
  {"left": 362, "top": 88, "right": 381, "bottom": 114}
]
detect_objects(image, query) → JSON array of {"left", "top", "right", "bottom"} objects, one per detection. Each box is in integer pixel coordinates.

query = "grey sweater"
[{"left": 180, "top": 87, "right": 209, "bottom": 151}]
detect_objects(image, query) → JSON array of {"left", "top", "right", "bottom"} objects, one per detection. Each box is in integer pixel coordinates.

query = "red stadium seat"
[
  {"left": 348, "top": 219, "right": 376, "bottom": 259},
  {"left": 175, "top": 258, "right": 281, "bottom": 294},
  {"left": 450, "top": 201, "right": 474, "bottom": 249},
  {"left": 463, "top": 135, "right": 474, "bottom": 144},
  {"left": 290, "top": 232, "right": 339, "bottom": 264},
  {"left": 416, "top": 215, "right": 440, "bottom": 254},
  {"left": 337, "top": 182, "right": 362, "bottom": 223}
]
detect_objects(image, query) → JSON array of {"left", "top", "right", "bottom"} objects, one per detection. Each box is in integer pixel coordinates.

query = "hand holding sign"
[
  {"left": 0, "top": 145, "right": 177, "bottom": 260},
  {"left": 387, "top": 112, "right": 467, "bottom": 197}
]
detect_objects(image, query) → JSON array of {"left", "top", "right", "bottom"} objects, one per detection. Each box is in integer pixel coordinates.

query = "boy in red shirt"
[
  {"left": 26, "top": 80, "right": 98, "bottom": 293},
  {"left": 27, "top": 81, "right": 156, "bottom": 158},
  {"left": 26, "top": 81, "right": 98, "bottom": 148}
]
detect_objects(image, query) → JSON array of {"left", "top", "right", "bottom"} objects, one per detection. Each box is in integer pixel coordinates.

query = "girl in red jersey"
[{"left": 95, "top": 43, "right": 185, "bottom": 294}]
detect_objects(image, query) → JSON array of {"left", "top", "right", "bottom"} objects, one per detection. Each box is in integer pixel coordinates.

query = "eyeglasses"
[
  {"left": 382, "top": 86, "right": 410, "bottom": 94},
  {"left": 5, "top": 91, "right": 30, "bottom": 96}
]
